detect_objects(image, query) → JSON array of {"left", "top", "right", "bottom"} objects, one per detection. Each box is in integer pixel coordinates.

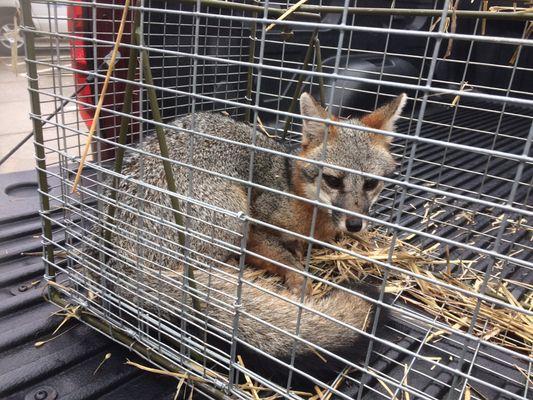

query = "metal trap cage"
[{"left": 20, "top": 0, "right": 532, "bottom": 399}]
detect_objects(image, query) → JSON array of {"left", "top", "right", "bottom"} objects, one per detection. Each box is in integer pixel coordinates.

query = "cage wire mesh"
[{"left": 20, "top": 0, "right": 532, "bottom": 399}]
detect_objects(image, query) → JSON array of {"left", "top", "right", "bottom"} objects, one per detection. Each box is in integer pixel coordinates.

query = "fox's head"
[{"left": 293, "top": 92, "right": 406, "bottom": 234}]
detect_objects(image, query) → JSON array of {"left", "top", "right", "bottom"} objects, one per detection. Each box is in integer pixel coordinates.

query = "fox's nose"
[{"left": 346, "top": 217, "right": 363, "bottom": 232}]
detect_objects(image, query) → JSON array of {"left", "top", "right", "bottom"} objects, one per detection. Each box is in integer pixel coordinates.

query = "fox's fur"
[{"left": 84, "top": 93, "right": 406, "bottom": 382}]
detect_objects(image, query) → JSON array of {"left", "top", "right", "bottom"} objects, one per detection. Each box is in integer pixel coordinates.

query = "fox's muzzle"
[{"left": 346, "top": 217, "right": 363, "bottom": 232}]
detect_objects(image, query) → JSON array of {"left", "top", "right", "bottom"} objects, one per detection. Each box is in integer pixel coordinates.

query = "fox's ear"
[
  {"left": 299, "top": 92, "right": 329, "bottom": 148},
  {"left": 361, "top": 93, "right": 407, "bottom": 146}
]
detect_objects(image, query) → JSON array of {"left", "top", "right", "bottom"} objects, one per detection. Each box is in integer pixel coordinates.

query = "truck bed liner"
[{"left": 1, "top": 103, "right": 531, "bottom": 399}]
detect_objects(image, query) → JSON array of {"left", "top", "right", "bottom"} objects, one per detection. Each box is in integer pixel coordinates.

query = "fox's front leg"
[{"left": 245, "top": 228, "right": 312, "bottom": 295}]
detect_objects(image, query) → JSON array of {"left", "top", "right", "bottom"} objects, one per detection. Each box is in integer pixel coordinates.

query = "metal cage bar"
[{"left": 19, "top": 0, "right": 533, "bottom": 399}]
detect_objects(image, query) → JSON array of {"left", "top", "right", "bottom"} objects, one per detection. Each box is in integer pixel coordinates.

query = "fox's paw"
[{"left": 285, "top": 272, "right": 313, "bottom": 296}]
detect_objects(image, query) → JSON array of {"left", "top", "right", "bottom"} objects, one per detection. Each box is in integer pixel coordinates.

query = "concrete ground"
[
  {"left": 0, "top": 55, "right": 34, "bottom": 174},
  {"left": 0, "top": 47, "right": 78, "bottom": 175}
]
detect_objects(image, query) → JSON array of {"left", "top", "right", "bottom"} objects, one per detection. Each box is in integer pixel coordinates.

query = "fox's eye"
[
  {"left": 363, "top": 178, "right": 379, "bottom": 191},
  {"left": 323, "top": 174, "right": 343, "bottom": 189}
]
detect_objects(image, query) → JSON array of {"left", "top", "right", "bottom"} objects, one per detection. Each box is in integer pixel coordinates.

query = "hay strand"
[
  {"left": 72, "top": 0, "right": 131, "bottom": 193},
  {"left": 125, "top": 359, "right": 206, "bottom": 382},
  {"left": 265, "top": 0, "right": 309, "bottom": 32},
  {"left": 94, "top": 352, "right": 112, "bottom": 375},
  {"left": 237, "top": 355, "right": 261, "bottom": 400}
]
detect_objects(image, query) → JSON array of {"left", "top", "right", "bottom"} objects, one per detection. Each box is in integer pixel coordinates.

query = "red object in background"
[
  {"left": 67, "top": 3, "right": 94, "bottom": 128},
  {"left": 67, "top": 0, "right": 140, "bottom": 161}
]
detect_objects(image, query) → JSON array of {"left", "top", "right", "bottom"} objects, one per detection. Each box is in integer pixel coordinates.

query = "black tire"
[{"left": 0, "top": 11, "right": 24, "bottom": 57}]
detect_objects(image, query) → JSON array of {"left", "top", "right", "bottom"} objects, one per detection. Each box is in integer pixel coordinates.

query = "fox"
[
  {"left": 247, "top": 93, "right": 404, "bottom": 294},
  {"left": 83, "top": 92, "right": 406, "bottom": 383}
]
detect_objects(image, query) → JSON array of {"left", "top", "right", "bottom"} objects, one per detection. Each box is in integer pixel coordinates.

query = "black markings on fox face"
[{"left": 297, "top": 159, "right": 394, "bottom": 233}]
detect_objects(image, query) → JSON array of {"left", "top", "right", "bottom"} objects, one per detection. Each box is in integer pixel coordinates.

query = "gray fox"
[{"left": 84, "top": 92, "right": 406, "bottom": 381}]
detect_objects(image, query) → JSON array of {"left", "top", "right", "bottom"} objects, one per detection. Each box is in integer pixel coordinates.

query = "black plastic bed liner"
[
  {"left": 0, "top": 170, "right": 178, "bottom": 399},
  {"left": 0, "top": 103, "right": 531, "bottom": 399},
  {"left": 342, "top": 101, "right": 532, "bottom": 399}
]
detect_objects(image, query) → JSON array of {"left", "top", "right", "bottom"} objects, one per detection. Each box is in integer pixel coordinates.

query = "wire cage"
[{"left": 20, "top": 0, "right": 532, "bottom": 399}]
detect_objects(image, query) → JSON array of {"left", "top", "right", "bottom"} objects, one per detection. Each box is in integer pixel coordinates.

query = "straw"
[
  {"left": 309, "top": 230, "right": 532, "bottom": 354},
  {"left": 125, "top": 359, "right": 206, "bottom": 382},
  {"left": 266, "top": 0, "right": 309, "bottom": 32},
  {"left": 94, "top": 353, "right": 112, "bottom": 375},
  {"left": 237, "top": 355, "right": 261, "bottom": 400}
]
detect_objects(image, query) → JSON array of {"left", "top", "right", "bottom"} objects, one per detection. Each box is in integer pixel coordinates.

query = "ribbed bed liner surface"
[
  {"left": 1, "top": 103, "right": 531, "bottom": 399},
  {"left": 0, "top": 174, "right": 178, "bottom": 399},
  {"left": 402, "top": 102, "right": 530, "bottom": 279},
  {"left": 351, "top": 101, "right": 532, "bottom": 399}
]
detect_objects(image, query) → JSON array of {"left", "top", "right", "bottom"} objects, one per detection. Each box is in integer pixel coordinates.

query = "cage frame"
[{"left": 19, "top": 0, "right": 533, "bottom": 399}]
